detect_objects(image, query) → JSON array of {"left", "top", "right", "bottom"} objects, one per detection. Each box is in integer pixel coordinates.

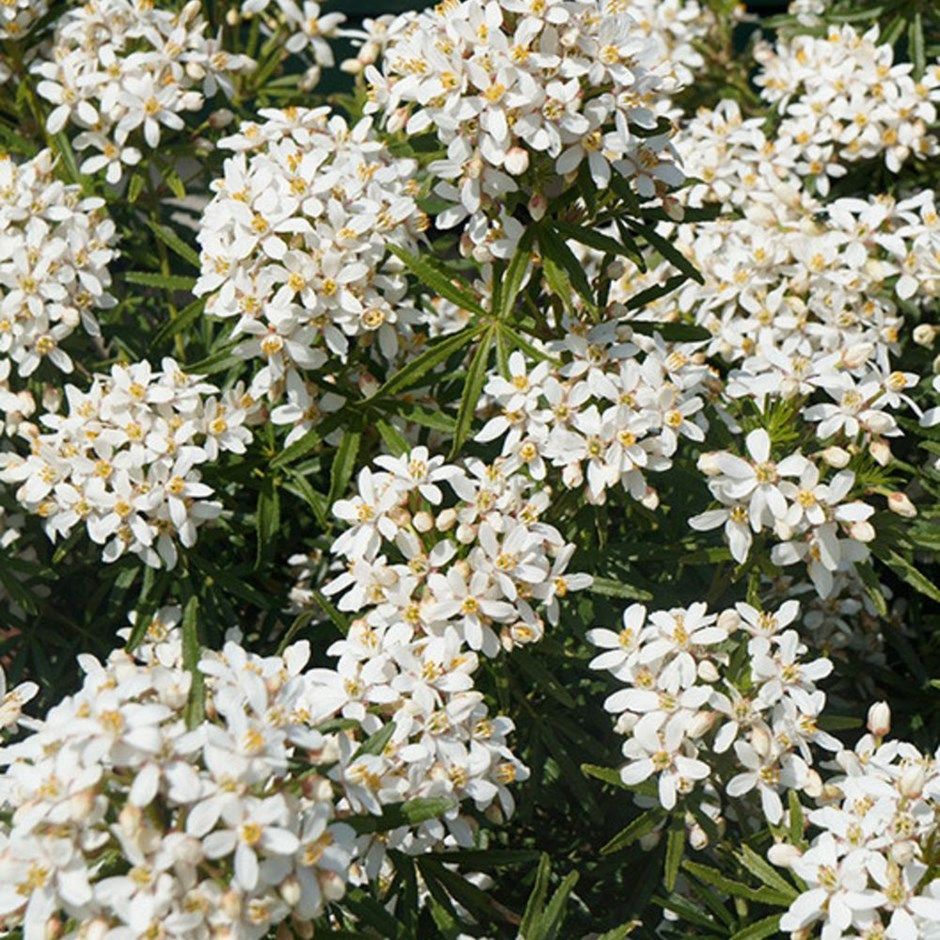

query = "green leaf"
[
  {"left": 628, "top": 221, "right": 704, "bottom": 285},
  {"left": 664, "top": 821, "right": 685, "bottom": 892},
  {"left": 450, "top": 326, "right": 495, "bottom": 458},
  {"left": 554, "top": 220, "right": 643, "bottom": 266},
  {"left": 371, "top": 325, "right": 481, "bottom": 399},
  {"left": 145, "top": 219, "right": 200, "bottom": 268},
  {"left": 909, "top": 13, "right": 925, "bottom": 79},
  {"left": 352, "top": 721, "right": 395, "bottom": 760},
  {"left": 254, "top": 474, "right": 280, "bottom": 567},
  {"left": 601, "top": 808, "right": 666, "bottom": 854},
  {"left": 388, "top": 244, "right": 486, "bottom": 316},
  {"left": 626, "top": 320, "right": 711, "bottom": 342},
  {"left": 520, "top": 854, "right": 552, "bottom": 939},
  {"left": 788, "top": 790, "right": 805, "bottom": 848},
  {"left": 389, "top": 402, "right": 456, "bottom": 433},
  {"left": 878, "top": 549, "right": 940, "bottom": 602},
  {"left": 150, "top": 297, "right": 206, "bottom": 348},
  {"left": 417, "top": 857, "right": 511, "bottom": 927},
  {"left": 128, "top": 172, "right": 145, "bottom": 203},
  {"left": 513, "top": 651, "right": 576, "bottom": 708},
  {"left": 537, "top": 871, "right": 579, "bottom": 940},
  {"left": 181, "top": 596, "right": 204, "bottom": 728},
  {"left": 588, "top": 577, "right": 652, "bottom": 601},
  {"left": 736, "top": 845, "right": 798, "bottom": 901},
  {"left": 124, "top": 271, "right": 196, "bottom": 291},
  {"left": 431, "top": 849, "right": 541, "bottom": 868},
  {"left": 376, "top": 419, "right": 410, "bottom": 456},
  {"left": 730, "top": 914, "right": 783, "bottom": 940},
  {"left": 496, "top": 230, "right": 535, "bottom": 318},
  {"left": 349, "top": 797, "right": 456, "bottom": 834},
  {"left": 309, "top": 589, "right": 350, "bottom": 635},
  {"left": 270, "top": 427, "right": 321, "bottom": 469},
  {"left": 538, "top": 224, "right": 596, "bottom": 312},
  {"left": 622, "top": 274, "right": 689, "bottom": 312},
  {"left": 683, "top": 861, "right": 793, "bottom": 907},
  {"left": 328, "top": 428, "right": 362, "bottom": 504}
]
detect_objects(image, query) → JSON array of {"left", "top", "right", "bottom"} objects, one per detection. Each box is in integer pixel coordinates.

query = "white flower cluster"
[
  {"left": 636, "top": 104, "right": 940, "bottom": 398},
  {"left": 476, "top": 324, "right": 708, "bottom": 505},
  {"left": 195, "top": 107, "right": 430, "bottom": 400},
  {"left": 755, "top": 25, "right": 940, "bottom": 176},
  {"left": 0, "top": 0, "right": 46, "bottom": 41},
  {"left": 628, "top": 0, "right": 714, "bottom": 91},
  {"left": 324, "top": 446, "right": 592, "bottom": 654},
  {"left": 32, "top": 0, "right": 255, "bottom": 183},
  {"left": 589, "top": 599, "right": 838, "bottom": 818},
  {"left": 0, "top": 360, "right": 252, "bottom": 569},
  {"left": 692, "top": 429, "right": 878, "bottom": 597},
  {"left": 0, "top": 629, "right": 358, "bottom": 939},
  {"left": 772, "top": 707, "right": 940, "bottom": 939},
  {"left": 0, "top": 150, "right": 117, "bottom": 379},
  {"left": 365, "top": 0, "right": 683, "bottom": 261}
]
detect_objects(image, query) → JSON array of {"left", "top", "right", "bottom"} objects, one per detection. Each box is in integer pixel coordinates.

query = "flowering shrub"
[{"left": 0, "top": 0, "right": 938, "bottom": 937}]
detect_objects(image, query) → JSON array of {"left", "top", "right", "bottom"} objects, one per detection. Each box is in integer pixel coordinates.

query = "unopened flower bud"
[
  {"left": 639, "top": 830, "right": 662, "bottom": 850},
  {"left": 890, "top": 840, "right": 916, "bottom": 865},
  {"left": 697, "top": 451, "right": 722, "bottom": 476},
  {"left": 767, "top": 842, "right": 802, "bottom": 868},
  {"left": 456, "top": 523, "right": 476, "bottom": 545},
  {"left": 504, "top": 147, "right": 529, "bottom": 176},
  {"left": 686, "top": 710, "right": 716, "bottom": 738},
  {"left": 688, "top": 823, "right": 709, "bottom": 850},
  {"left": 750, "top": 724, "right": 772, "bottom": 757},
  {"left": 697, "top": 659, "right": 720, "bottom": 683},
  {"left": 717, "top": 608, "right": 740, "bottom": 634},
  {"left": 802, "top": 768, "right": 823, "bottom": 799},
  {"left": 436, "top": 508, "right": 457, "bottom": 532},
  {"left": 640, "top": 487, "right": 659, "bottom": 510},
  {"left": 820, "top": 446, "right": 850, "bottom": 468},
  {"left": 528, "top": 193, "right": 547, "bottom": 221},
  {"left": 226, "top": 8, "right": 241, "bottom": 26},
  {"left": 887, "top": 492, "right": 916, "bottom": 518},
  {"left": 412, "top": 511, "right": 433, "bottom": 533},
  {"left": 869, "top": 438, "right": 892, "bottom": 466},
  {"left": 221, "top": 889, "right": 242, "bottom": 920},
  {"left": 848, "top": 520, "right": 875, "bottom": 542},
  {"left": 606, "top": 260, "right": 625, "bottom": 280},
  {"left": 209, "top": 108, "right": 235, "bottom": 129},
  {"left": 913, "top": 323, "right": 936, "bottom": 347},
  {"left": 279, "top": 876, "right": 301, "bottom": 907},
  {"left": 899, "top": 764, "right": 925, "bottom": 798},
  {"left": 866, "top": 701, "right": 891, "bottom": 738}
]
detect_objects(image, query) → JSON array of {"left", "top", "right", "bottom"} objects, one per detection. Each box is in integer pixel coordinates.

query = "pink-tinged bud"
[
  {"left": 504, "top": 147, "right": 529, "bottom": 176},
  {"left": 662, "top": 196, "right": 684, "bottom": 222},
  {"left": 820, "top": 446, "right": 850, "bottom": 468},
  {"left": 528, "top": 193, "right": 548, "bottom": 221},
  {"left": 209, "top": 108, "right": 235, "bottom": 130},
  {"left": 641, "top": 487, "right": 659, "bottom": 510},
  {"left": 848, "top": 520, "right": 875, "bottom": 543},
  {"left": 899, "top": 764, "right": 926, "bottom": 798},
  {"left": 697, "top": 451, "right": 722, "bottom": 476},
  {"left": 387, "top": 107, "right": 409, "bottom": 134},
  {"left": 606, "top": 260, "right": 625, "bottom": 279},
  {"left": 221, "top": 889, "right": 242, "bottom": 920},
  {"left": 887, "top": 492, "right": 916, "bottom": 518},
  {"left": 867, "top": 701, "right": 891, "bottom": 738},
  {"left": 767, "top": 842, "right": 802, "bottom": 868},
  {"left": 412, "top": 511, "right": 433, "bottom": 533},
  {"left": 357, "top": 372, "right": 379, "bottom": 397},
  {"left": 868, "top": 439, "right": 892, "bottom": 466}
]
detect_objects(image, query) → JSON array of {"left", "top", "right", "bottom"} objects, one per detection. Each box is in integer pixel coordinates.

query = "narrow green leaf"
[
  {"left": 432, "top": 849, "right": 541, "bottom": 868},
  {"left": 150, "top": 297, "right": 206, "bottom": 348},
  {"left": 601, "top": 809, "right": 666, "bottom": 854},
  {"left": 538, "top": 224, "right": 596, "bottom": 311},
  {"left": 879, "top": 549, "right": 940, "bottom": 602},
  {"left": 589, "top": 577, "right": 652, "bottom": 601},
  {"left": 736, "top": 846, "right": 798, "bottom": 901},
  {"left": 310, "top": 589, "right": 350, "bottom": 635},
  {"left": 124, "top": 271, "right": 196, "bottom": 291},
  {"left": 450, "top": 326, "right": 495, "bottom": 458},
  {"left": 388, "top": 244, "right": 486, "bottom": 316},
  {"left": 145, "top": 219, "right": 200, "bottom": 268},
  {"left": 255, "top": 474, "right": 280, "bottom": 568},
  {"left": 788, "top": 790, "right": 805, "bottom": 847},
  {"left": 514, "top": 651, "right": 576, "bottom": 708},
  {"left": 537, "top": 871, "right": 579, "bottom": 940},
  {"left": 281, "top": 474, "right": 330, "bottom": 528},
  {"left": 664, "top": 822, "right": 685, "bottom": 892},
  {"left": 622, "top": 274, "right": 688, "bottom": 312},
  {"left": 627, "top": 320, "right": 711, "bottom": 343},
  {"left": 271, "top": 427, "right": 321, "bottom": 469},
  {"left": 352, "top": 721, "right": 395, "bottom": 761},
  {"left": 629, "top": 221, "right": 704, "bottom": 284},
  {"left": 730, "top": 914, "right": 783, "bottom": 940},
  {"left": 909, "top": 13, "right": 925, "bottom": 79},
  {"left": 328, "top": 428, "right": 362, "bottom": 504},
  {"left": 554, "top": 220, "right": 639, "bottom": 264},
  {"left": 371, "top": 325, "right": 481, "bottom": 400},
  {"left": 181, "top": 596, "right": 204, "bottom": 728},
  {"left": 348, "top": 797, "right": 456, "bottom": 834},
  {"left": 376, "top": 419, "right": 410, "bottom": 456},
  {"left": 520, "top": 854, "right": 552, "bottom": 939},
  {"left": 496, "top": 228, "right": 535, "bottom": 318}
]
